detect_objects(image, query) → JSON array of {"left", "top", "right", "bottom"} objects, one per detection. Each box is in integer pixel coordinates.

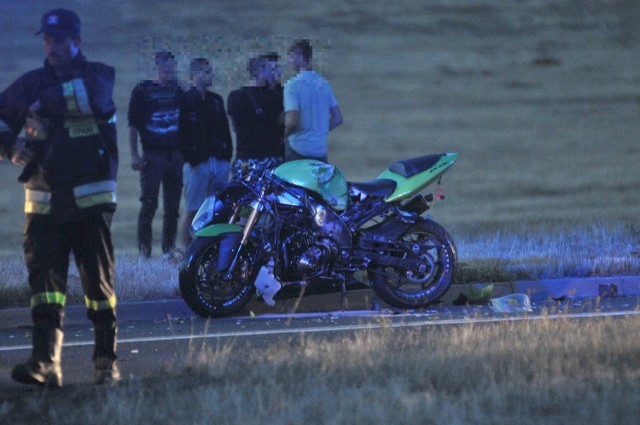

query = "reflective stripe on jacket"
[
  {"left": 0, "top": 53, "right": 119, "bottom": 219},
  {"left": 25, "top": 180, "right": 117, "bottom": 214}
]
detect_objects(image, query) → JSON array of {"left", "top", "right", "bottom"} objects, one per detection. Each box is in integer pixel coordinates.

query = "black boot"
[
  {"left": 93, "top": 322, "right": 120, "bottom": 384},
  {"left": 12, "top": 326, "right": 63, "bottom": 387}
]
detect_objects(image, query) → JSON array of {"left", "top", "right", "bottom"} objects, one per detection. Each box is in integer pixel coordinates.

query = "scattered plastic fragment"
[{"left": 490, "top": 294, "right": 532, "bottom": 313}]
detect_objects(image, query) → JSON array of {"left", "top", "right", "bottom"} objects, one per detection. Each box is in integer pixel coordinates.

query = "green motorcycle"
[{"left": 179, "top": 153, "right": 458, "bottom": 318}]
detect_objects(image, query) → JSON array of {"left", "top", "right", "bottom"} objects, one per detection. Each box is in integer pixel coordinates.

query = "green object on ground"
[{"left": 467, "top": 283, "right": 494, "bottom": 303}]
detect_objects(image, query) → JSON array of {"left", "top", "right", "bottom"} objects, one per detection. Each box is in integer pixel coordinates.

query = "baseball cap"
[{"left": 35, "top": 8, "right": 81, "bottom": 37}]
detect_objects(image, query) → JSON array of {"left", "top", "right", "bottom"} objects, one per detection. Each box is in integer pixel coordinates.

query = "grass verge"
[
  {"left": 1, "top": 222, "right": 639, "bottom": 307},
  {"left": 2, "top": 315, "right": 640, "bottom": 424},
  {"left": 453, "top": 222, "right": 640, "bottom": 283}
]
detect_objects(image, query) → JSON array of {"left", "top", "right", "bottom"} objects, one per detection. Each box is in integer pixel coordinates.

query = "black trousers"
[
  {"left": 23, "top": 212, "right": 116, "bottom": 327},
  {"left": 137, "top": 149, "right": 184, "bottom": 256}
]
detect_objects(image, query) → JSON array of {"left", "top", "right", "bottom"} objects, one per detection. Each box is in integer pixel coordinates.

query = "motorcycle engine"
[
  {"left": 279, "top": 196, "right": 352, "bottom": 281},
  {"left": 297, "top": 237, "right": 339, "bottom": 275},
  {"left": 281, "top": 231, "right": 338, "bottom": 280}
]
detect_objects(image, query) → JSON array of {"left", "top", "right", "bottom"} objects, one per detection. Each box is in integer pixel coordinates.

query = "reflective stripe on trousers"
[{"left": 30, "top": 291, "right": 67, "bottom": 308}]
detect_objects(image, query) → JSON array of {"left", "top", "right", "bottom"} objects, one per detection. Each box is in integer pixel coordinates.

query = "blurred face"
[
  {"left": 287, "top": 50, "right": 302, "bottom": 69},
  {"left": 288, "top": 48, "right": 310, "bottom": 71},
  {"left": 43, "top": 33, "right": 80, "bottom": 67},
  {"left": 156, "top": 57, "right": 177, "bottom": 83},
  {"left": 260, "top": 59, "right": 281, "bottom": 85},
  {"left": 193, "top": 64, "right": 213, "bottom": 88}
]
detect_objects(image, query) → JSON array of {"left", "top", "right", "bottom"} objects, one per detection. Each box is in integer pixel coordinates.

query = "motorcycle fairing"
[
  {"left": 189, "top": 225, "right": 244, "bottom": 273},
  {"left": 377, "top": 153, "right": 458, "bottom": 202},
  {"left": 273, "top": 160, "right": 348, "bottom": 211},
  {"left": 194, "top": 223, "right": 243, "bottom": 238},
  {"left": 180, "top": 230, "right": 243, "bottom": 273}
]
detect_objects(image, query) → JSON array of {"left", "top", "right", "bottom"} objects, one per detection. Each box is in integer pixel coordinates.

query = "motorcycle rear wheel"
[
  {"left": 179, "top": 236, "right": 256, "bottom": 318},
  {"left": 367, "top": 219, "right": 455, "bottom": 309}
]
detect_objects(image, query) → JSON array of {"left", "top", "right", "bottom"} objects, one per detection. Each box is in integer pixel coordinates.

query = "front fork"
[{"left": 224, "top": 185, "right": 266, "bottom": 277}]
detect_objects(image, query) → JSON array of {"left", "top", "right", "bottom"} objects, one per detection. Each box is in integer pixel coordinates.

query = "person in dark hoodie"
[
  {"left": 177, "top": 58, "right": 232, "bottom": 249},
  {"left": 0, "top": 8, "right": 120, "bottom": 386},
  {"left": 128, "top": 50, "right": 184, "bottom": 261}
]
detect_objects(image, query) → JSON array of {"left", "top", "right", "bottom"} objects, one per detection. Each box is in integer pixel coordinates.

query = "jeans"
[
  {"left": 183, "top": 157, "right": 230, "bottom": 212},
  {"left": 137, "top": 149, "right": 183, "bottom": 257}
]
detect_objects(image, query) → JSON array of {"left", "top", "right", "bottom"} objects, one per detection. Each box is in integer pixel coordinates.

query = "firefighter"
[{"left": 0, "top": 8, "right": 119, "bottom": 386}]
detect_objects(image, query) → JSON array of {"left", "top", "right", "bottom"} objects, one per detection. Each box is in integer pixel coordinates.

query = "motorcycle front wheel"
[
  {"left": 179, "top": 236, "right": 256, "bottom": 318},
  {"left": 367, "top": 219, "right": 455, "bottom": 309}
]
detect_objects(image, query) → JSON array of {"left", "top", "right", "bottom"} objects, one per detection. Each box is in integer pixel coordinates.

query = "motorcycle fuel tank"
[{"left": 273, "top": 160, "right": 348, "bottom": 210}]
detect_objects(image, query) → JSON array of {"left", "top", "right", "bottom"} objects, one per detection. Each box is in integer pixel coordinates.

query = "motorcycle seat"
[
  {"left": 349, "top": 178, "right": 397, "bottom": 198},
  {"left": 389, "top": 154, "right": 444, "bottom": 178}
]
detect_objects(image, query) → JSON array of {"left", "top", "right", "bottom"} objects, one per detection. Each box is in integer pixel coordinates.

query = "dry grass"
[
  {"left": 0, "top": 255, "right": 180, "bottom": 307},
  {"left": 455, "top": 222, "right": 640, "bottom": 283},
  {"left": 2, "top": 315, "right": 640, "bottom": 424}
]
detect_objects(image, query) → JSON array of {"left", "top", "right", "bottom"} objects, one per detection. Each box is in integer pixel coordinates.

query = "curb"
[{"left": 1, "top": 275, "right": 639, "bottom": 329}]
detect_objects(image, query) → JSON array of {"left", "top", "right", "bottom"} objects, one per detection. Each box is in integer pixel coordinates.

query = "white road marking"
[{"left": 1, "top": 309, "right": 639, "bottom": 352}]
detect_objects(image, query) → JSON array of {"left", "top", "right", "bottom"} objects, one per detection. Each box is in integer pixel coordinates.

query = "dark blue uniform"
[
  {"left": 0, "top": 54, "right": 118, "bottom": 219},
  {"left": 0, "top": 51, "right": 119, "bottom": 386}
]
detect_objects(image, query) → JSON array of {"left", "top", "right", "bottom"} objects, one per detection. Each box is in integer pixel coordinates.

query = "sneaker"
[
  {"left": 162, "top": 250, "right": 182, "bottom": 263},
  {"left": 12, "top": 358, "right": 63, "bottom": 388}
]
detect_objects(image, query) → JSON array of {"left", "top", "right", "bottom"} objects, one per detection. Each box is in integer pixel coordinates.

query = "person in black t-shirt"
[
  {"left": 227, "top": 53, "right": 284, "bottom": 178},
  {"left": 178, "top": 58, "right": 232, "bottom": 249},
  {"left": 128, "top": 51, "right": 183, "bottom": 260}
]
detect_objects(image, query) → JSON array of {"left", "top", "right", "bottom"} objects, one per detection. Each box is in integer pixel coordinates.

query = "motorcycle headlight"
[{"left": 191, "top": 195, "right": 217, "bottom": 234}]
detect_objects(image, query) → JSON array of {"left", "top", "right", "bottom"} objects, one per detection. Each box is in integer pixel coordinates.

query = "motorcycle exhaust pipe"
[{"left": 402, "top": 194, "right": 431, "bottom": 215}]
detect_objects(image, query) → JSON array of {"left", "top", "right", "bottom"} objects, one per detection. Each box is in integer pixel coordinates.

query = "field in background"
[{"left": 0, "top": 1, "right": 639, "bottom": 272}]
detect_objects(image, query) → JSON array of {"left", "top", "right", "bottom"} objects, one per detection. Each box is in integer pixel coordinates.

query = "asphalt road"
[{"left": 1, "top": 290, "right": 639, "bottom": 401}]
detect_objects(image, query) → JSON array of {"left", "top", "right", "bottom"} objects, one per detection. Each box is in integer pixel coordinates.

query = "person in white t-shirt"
[{"left": 283, "top": 39, "right": 343, "bottom": 163}]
